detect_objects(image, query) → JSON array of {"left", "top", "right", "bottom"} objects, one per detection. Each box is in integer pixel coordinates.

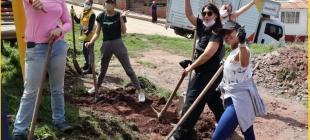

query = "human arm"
[
  {"left": 120, "top": 10, "right": 129, "bottom": 34},
  {"left": 58, "top": 1, "right": 72, "bottom": 34},
  {"left": 183, "top": 41, "right": 220, "bottom": 75},
  {"left": 85, "top": 14, "right": 96, "bottom": 35},
  {"left": 185, "top": 0, "right": 197, "bottom": 26},
  {"left": 85, "top": 21, "right": 101, "bottom": 48},
  {"left": 236, "top": 27, "right": 250, "bottom": 67},
  {"left": 230, "top": 0, "right": 255, "bottom": 20}
]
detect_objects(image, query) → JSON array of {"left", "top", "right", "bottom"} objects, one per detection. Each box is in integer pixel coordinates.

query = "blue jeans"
[
  {"left": 13, "top": 40, "right": 68, "bottom": 135},
  {"left": 82, "top": 41, "right": 94, "bottom": 67},
  {"left": 212, "top": 98, "right": 255, "bottom": 140}
]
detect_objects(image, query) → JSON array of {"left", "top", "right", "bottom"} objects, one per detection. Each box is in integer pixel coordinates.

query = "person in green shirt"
[{"left": 85, "top": 0, "right": 145, "bottom": 102}]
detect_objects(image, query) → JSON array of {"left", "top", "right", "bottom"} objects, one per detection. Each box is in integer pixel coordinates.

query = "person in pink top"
[{"left": 13, "top": 0, "right": 73, "bottom": 139}]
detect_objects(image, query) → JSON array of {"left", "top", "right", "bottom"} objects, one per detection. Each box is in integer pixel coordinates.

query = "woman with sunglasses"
[
  {"left": 220, "top": 0, "right": 256, "bottom": 24},
  {"left": 172, "top": 1, "right": 225, "bottom": 139},
  {"left": 85, "top": 0, "right": 145, "bottom": 102},
  {"left": 212, "top": 21, "right": 266, "bottom": 140}
]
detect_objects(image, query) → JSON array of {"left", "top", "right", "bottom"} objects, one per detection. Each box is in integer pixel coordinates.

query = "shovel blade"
[{"left": 73, "top": 59, "right": 82, "bottom": 74}]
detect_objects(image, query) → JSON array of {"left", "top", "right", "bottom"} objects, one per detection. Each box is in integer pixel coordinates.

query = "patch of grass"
[
  {"left": 136, "top": 60, "right": 157, "bottom": 69},
  {"left": 223, "top": 43, "right": 279, "bottom": 57},
  {"left": 137, "top": 76, "right": 171, "bottom": 99},
  {"left": 249, "top": 44, "right": 279, "bottom": 55},
  {"left": 123, "top": 34, "right": 153, "bottom": 57},
  {"left": 142, "top": 34, "right": 193, "bottom": 57},
  {"left": 276, "top": 65, "right": 297, "bottom": 81}
]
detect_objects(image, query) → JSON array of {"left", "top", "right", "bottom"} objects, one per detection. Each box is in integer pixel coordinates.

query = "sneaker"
[
  {"left": 13, "top": 134, "right": 27, "bottom": 140},
  {"left": 83, "top": 69, "right": 92, "bottom": 74},
  {"left": 138, "top": 91, "right": 146, "bottom": 103},
  {"left": 55, "top": 121, "right": 73, "bottom": 133},
  {"left": 88, "top": 87, "right": 95, "bottom": 95}
]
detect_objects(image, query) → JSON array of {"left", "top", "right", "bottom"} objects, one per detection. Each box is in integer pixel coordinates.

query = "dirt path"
[{"left": 71, "top": 49, "right": 307, "bottom": 139}]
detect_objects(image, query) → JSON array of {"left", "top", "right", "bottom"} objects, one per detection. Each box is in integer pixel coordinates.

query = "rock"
[
  {"left": 296, "top": 96, "right": 302, "bottom": 102},
  {"left": 281, "top": 107, "right": 287, "bottom": 110},
  {"left": 270, "top": 60, "right": 280, "bottom": 65}
]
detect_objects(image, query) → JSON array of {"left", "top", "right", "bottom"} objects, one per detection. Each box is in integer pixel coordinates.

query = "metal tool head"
[{"left": 179, "top": 60, "right": 192, "bottom": 69}]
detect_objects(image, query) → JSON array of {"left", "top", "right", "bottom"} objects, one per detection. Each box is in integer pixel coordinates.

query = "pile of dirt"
[
  {"left": 253, "top": 45, "right": 308, "bottom": 101},
  {"left": 65, "top": 87, "right": 216, "bottom": 139}
]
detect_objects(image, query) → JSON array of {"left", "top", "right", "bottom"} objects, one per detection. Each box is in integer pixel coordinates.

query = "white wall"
[{"left": 272, "top": 8, "right": 308, "bottom": 36}]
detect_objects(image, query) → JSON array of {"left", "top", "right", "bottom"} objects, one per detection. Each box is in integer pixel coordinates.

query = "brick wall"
[
  {"left": 143, "top": 7, "right": 166, "bottom": 18},
  {"left": 94, "top": 0, "right": 128, "bottom": 9},
  {"left": 79, "top": 0, "right": 167, "bottom": 18}
]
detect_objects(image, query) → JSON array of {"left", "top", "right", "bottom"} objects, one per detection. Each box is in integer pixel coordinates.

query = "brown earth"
[
  {"left": 65, "top": 85, "right": 216, "bottom": 139},
  {"left": 253, "top": 45, "right": 308, "bottom": 102},
  {"left": 65, "top": 46, "right": 308, "bottom": 140}
]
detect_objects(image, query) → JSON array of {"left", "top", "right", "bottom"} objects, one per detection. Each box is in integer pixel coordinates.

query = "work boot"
[
  {"left": 55, "top": 121, "right": 73, "bottom": 133},
  {"left": 82, "top": 64, "right": 89, "bottom": 70},
  {"left": 138, "top": 90, "right": 146, "bottom": 103},
  {"left": 13, "top": 134, "right": 27, "bottom": 140}
]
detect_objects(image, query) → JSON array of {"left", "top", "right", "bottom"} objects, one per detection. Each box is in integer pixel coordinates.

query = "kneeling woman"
[{"left": 212, "top": 21, "right": 266, "bottom": 140}]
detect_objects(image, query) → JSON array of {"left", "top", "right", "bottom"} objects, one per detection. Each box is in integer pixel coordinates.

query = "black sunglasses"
[{"left": 201, "top": 11, "right": 213, "bottom": 17}]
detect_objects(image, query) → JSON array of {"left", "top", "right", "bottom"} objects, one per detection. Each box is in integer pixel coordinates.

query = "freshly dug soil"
[
  {"left": 253, "top": 45, "right": 308, "bottom": 101},
  {"left": 65, "top": 87, "right": 216, "bottom": 139}
]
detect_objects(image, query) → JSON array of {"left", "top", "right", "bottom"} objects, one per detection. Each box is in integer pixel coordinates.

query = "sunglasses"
[{"left": 201, "top": 11, "right": 213, "bottom": 17}]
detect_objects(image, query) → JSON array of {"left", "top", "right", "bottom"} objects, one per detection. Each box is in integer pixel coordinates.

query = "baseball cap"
[{"left": 217, "top": 20, "right": 241, "bottom": 34}]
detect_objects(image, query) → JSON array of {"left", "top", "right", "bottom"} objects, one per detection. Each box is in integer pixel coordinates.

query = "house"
[
  {"left": 272, "top": 0, "right": 308, "bottom": 42},
  {"left": 94, "top": 0, "right": 168, "bottom": 18}
]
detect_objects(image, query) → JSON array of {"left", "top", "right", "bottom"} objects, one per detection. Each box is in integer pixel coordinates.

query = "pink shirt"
[{"left": 23, "top": 0, "right": 71, "bottom": 43}]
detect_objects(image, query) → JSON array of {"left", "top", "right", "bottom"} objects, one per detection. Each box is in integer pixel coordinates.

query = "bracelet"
[{"left": 239, "top": 43, "right": 247, "bottom": 48}]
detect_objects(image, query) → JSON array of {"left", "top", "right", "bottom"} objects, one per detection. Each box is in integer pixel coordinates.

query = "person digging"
[
  {"left": 172, "top": 1, "right": 226, "bottom": 139},
  {"left": 71, "top": 0, "right": 96, "bottom": 74},
  {"left": 13, "top": 0, "right": 73, "bottom": 140},
  {"left": 85, "top": 0, "right": 146, "bottom": 102}
]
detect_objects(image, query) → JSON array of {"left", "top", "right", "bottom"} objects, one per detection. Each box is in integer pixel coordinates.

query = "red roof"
[{"left": 280, "top": 0, "right": 308, "bottom": 9}]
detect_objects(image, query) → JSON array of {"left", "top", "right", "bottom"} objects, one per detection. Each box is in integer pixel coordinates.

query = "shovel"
[
  {"left": 164, "top": 65, "right": 224, "bottom": 140},
  {"left": 150, "top": 60, "right": 191, "bottom": 119},
  {"left": 151, "top": 74, "right": 185, "bottom": 119},
  {"left": 28, "top": 38, "right": 55, "bottom": 140},
  {"left": 175, "top": 29, "right": 197, "bottom": 118},
  {"left": 70, "top": 6, "right": 82, "bottom": 74}
]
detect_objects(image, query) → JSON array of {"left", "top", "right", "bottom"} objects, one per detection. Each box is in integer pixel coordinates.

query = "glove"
[
  {"left": 237, "top": 26, "right": 246, "bottom": 44},
  {"left": 78, "top": 34, "right": 87, "bottom": 41},
  {"left": 179, "top": 60, "right": 193, "bottom": 69},
  {"left": 219, "top": 6, "right": 228, "bottom": 17},
  {"left": 70, "top": 8, "right": 76, "bottom": 16}
]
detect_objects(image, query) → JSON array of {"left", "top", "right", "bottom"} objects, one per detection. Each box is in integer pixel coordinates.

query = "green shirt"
[{"left": 96, "top": 11, "right": 121, "bottom": 41}]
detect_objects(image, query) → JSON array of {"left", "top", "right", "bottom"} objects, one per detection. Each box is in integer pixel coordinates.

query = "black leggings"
[{"left": 173, "top": 71, "right": 224, "bottom": 140}]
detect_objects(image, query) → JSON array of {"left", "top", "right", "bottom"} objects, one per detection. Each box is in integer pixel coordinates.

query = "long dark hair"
[{"left": 201, "top": 3, "right": 222, "bottom": 29}]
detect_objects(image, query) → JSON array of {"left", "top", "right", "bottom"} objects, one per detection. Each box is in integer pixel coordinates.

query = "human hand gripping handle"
[
  {"left": 237, "top": 26, "right": 246, "bottom": 44},
  {"left": 48, "top": 27, "right": 62, "bottom": 42},
  {"left": 85, "top": 42, "right": 93, "bottom": 48},
  {"left": 70, "top": 6, "right": 76, "bottom": 16}
]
